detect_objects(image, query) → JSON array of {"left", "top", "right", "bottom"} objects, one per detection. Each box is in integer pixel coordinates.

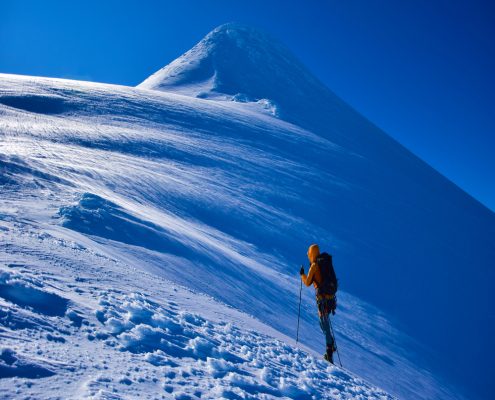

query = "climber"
[{"left": 300, "top": 244, "right": 338, "bottom": 363}]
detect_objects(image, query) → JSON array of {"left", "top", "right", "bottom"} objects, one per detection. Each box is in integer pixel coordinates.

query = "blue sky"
[{"left": 1, "top": 0, "right": 494, "bottom": 211}]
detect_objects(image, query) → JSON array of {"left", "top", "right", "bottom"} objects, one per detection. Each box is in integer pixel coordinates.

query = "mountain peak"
[
  {"left": 207, "top": 22, "right": 268, "bottom": 39},
  {"left": 138, "top": 23, "right": 330, "bottom": 118}
]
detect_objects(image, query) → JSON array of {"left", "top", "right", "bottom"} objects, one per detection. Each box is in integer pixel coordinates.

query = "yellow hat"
[{"left": 307, "top": 244, "right": 320, "bottom": 263}]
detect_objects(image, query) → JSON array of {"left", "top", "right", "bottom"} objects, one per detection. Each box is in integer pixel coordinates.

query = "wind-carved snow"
[
  {"left": 0, "top": 218, "right": 392, "bottom": 399},
  {"left": 0, "top": 22, "right": 493, "bottom": 400}
]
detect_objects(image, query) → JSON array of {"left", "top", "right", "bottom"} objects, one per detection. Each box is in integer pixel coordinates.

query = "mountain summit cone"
[{"left": 138, "top": 23, "right": 340, "bottom": 120}]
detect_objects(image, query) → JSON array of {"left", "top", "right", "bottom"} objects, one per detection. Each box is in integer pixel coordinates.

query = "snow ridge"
[{"left": 138, "top": 23, "right": 335, "bottom": 120}]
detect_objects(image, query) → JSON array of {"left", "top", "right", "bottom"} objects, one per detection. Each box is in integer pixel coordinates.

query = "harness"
[{"left": 317, "top": 295, "right": 337, "bottom": 317}]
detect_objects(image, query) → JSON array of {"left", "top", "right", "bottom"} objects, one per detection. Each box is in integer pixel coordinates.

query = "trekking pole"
[
  {"left": 328, "top": 317, "right": 343, "bottom": 367},
  {"left": 296, "top": 267, "right": 303, "bottom": 344}
]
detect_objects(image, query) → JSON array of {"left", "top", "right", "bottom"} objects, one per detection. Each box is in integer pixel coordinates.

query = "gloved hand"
[{"left": 299, "top": 266, "right": 305, "bottom": 275}]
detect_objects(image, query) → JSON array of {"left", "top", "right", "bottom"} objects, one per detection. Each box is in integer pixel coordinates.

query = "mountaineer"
[{"left": 300, "top": 244, "right": 338, "bottom": 363}]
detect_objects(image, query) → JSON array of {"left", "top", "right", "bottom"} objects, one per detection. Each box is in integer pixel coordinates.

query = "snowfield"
[
  {"left": 1, "top": 23, "right": 493, "bottom": 399},
  {"left": 0, "top": 216, "right": 392, "bottom": 399}
]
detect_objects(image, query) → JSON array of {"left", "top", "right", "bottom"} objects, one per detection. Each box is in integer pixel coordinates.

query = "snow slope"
[
  {"left": 0, "top": 73, "right": 457, "bottom": 400},
  {"left": 0, "top": 215, "right": 392, "bottom": 399},
  {"left": 0, "top": 23, "right": 493, "bottom": 399},
  {"left": 140, "top": 24, "right": 495, "bottom": 398}
]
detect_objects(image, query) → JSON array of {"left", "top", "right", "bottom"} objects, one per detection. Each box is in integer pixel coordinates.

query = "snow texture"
[
  {"left": 1, "top": 23, "right": 493, "bottom": 399},
  {"left": 0, "top": 222, "right": 392, "bottom": 399}
]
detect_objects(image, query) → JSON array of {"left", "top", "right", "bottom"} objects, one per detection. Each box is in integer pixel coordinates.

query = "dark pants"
[{"left": 317, "top": 297, "right": 336, "bottom": 349}]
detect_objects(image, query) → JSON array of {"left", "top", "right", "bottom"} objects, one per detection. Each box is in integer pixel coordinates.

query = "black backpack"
[{"left": 315, "top": 252, "right": 338, "bottom": 297}]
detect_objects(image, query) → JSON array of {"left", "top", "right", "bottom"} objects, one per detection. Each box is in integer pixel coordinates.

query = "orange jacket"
[{"left": 301, "top": 243, "right": 334, "bottom": 299}]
